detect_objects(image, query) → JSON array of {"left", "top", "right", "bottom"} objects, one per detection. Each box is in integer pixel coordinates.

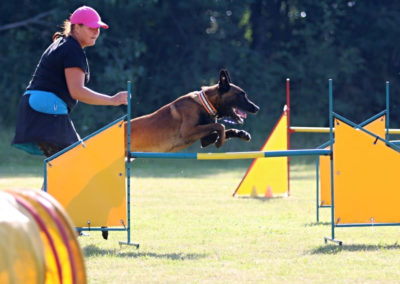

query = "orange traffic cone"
[{"left": 264, "top": 186, "right": 273, "bottom": 198}]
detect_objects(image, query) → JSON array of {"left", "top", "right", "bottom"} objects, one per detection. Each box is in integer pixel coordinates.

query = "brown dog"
[{"left": 127, "top": 69, "right": 259, "bottom": 152}]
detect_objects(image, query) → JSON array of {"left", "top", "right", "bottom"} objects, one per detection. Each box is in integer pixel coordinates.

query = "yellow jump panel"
[
  {"left": 233, "top": 111, "right": 288, "bottom": 197},
  {"left": 334, "top": 118, "right": 400, "bottom": 224},
  {"left": 319, "top": 145, "right": 331, "bottom": 206},
  {"left": 46, "top": 121, "right": 126, "bottom": 228},
  {"left": 319, "top": 116, "right": 386, "bottom": 206}
]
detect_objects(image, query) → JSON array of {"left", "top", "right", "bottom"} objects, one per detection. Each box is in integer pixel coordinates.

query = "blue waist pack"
[{"left": 24, "top": 90, "right": 68, "bottom": 115}]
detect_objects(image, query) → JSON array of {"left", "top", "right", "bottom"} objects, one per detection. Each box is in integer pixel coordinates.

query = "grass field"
[
  {"left": 2, "top": 128, "right": 400, "bottom": 283},
  {"left": 2, "top": 154, "right": 400, "bottom": 283}
]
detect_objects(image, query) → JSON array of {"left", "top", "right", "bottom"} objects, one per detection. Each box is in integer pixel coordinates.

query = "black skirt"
[{"left": 12, "top": 94, "right": 79, "bottom": 155}]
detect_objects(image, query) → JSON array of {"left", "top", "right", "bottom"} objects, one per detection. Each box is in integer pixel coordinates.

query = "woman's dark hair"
[{"left": 52, "top": 19, "right": 73, "bottom": 42}]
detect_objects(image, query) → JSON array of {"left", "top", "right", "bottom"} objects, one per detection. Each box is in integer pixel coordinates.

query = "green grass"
[{"left": 2, "top": 127, "right": 400, "bottom": 283}]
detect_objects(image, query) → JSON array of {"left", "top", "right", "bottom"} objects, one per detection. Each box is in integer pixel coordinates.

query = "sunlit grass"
[
  {"left": 2, "top": 126, "right": 400, "bottom": 283},
  {"left": 2, "top": 157, "right": 400, "bottom": 283}
]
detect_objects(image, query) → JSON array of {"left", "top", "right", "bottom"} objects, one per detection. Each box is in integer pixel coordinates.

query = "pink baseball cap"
[{"left": 70, "top": 6, "right": 109, "bottom": 29}]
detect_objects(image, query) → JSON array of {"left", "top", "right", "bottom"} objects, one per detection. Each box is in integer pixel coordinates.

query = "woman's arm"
[{"left": 65, "top": 67, "right": 127, "bottom": 106}]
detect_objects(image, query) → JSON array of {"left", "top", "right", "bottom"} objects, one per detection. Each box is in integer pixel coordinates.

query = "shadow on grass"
[
  {"left": 310, "top": 243, "right": 400, "bottom": 254},
  {"left": 304, "top": 222, "right": 331, "bottom": 226},
  {"left": 234, "top": 196, "right": 286, "bottom": 202},
  {"left": 290, "top": 175, "right": 315, "bottom": 181},
  {"left": 83, "top": 244, "right": 207, "bottom": 260}
]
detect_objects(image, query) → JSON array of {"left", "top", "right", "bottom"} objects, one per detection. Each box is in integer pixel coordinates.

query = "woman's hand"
[{"left": 110, "top": 91, "right": 128, "bottom": 106}]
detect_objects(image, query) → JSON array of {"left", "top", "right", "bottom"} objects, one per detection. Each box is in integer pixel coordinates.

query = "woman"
[{"left": 12, "top": 6, "right": 127, "bottom": 157}]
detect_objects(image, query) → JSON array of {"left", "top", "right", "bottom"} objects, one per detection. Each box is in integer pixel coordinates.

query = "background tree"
[{"left": 1, "top": 0, "right": 400, "bottom": 149}]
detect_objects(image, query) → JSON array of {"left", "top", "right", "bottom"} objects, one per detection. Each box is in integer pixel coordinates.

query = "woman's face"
[{"left": 74, "top": 25, "right": 100, "bottom": 48}]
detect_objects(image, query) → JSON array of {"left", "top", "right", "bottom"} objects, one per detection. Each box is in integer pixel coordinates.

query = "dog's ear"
[
  {"left": 218, "top": 69, "right": 231, "bottom": 93},
  {"left": 224, "top": 69, "right": 232, "bottom": 83}
]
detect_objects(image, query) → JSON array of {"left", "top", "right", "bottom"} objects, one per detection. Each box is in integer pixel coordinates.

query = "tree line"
[{"left": 2, "top": 0, "right": 400, "bottom": 147}]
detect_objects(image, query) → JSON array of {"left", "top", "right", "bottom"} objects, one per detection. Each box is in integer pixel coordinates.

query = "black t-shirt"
[{"left": 27, "top": 36, "right": 89, "bottom": 112}]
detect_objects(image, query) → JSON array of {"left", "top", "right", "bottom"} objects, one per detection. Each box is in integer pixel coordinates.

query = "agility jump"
[
  {"left": 324, "top": 80, "right": 400, "bottom": 245},
  {"left": 42, "top": 79, "right": 329, "bottom": 247},
  {"left": 43, "top": 78, "right": 400, "bottom": 245},
  {"left": 316, "top": 81, "right": 400, "bottom": 226},
  {"left": 44, "top": 82, "right": 138, "bottom": 248},
  {"left": 316, "top": 110, "right": 387, "bottom": 222}
]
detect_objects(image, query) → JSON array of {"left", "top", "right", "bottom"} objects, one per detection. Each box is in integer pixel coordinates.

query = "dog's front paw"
[{"left": 238, "top": 130, "right": 251, "bottom": 141}]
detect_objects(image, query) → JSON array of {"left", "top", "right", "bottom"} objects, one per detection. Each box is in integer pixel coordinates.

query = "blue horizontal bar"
[
  {"left": 131, "top": 152, "right": 198, "bottom": 159},
  {"left": 264, "top": 149, "right": 331, "bottom": 157}
]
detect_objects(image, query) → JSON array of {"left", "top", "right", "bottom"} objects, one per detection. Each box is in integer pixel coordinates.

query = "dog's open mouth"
[
  {"left": 234, "top": 107, "right": 247, "bottom": 123},
  {"left": 221, "top": 107, "right": 247, "bottom": 124}
]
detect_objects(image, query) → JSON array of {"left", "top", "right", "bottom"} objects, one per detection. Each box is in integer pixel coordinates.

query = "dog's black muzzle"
[{"left": 250, "top": 103, "right": 260, "bottom": 114}]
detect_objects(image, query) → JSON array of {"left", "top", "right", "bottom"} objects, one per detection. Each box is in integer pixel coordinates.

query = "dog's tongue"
[{"left": 235, "top": 108, "right": 247, "bottom": 119}]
